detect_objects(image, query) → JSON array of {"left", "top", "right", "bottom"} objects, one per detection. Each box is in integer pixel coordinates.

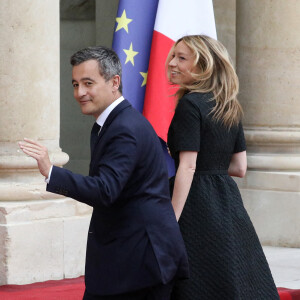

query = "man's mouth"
[{"left": 80, "top": 99, "right": 91, "bottom": 104}]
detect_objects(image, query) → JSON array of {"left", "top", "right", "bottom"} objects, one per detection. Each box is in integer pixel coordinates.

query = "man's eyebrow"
[
  {"left": 81, "top": 77, "right": 96, "bottom": 82},
  {"left": 71, "top": 77, "right": 96, "bottom": 83}
]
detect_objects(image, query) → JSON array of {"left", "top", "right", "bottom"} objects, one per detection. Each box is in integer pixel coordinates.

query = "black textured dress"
[{"left": 168, "top": 93, "right": 279, "bottom": 300}]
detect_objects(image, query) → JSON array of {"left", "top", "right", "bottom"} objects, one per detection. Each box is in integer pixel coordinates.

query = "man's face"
[{"left": 72, "top": 59, "right": 118, "bottom": 119}]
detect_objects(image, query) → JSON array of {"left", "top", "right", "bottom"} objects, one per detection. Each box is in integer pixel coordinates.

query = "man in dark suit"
[{"left": 19, "top": 46, "right": 188, "bottom": 299}]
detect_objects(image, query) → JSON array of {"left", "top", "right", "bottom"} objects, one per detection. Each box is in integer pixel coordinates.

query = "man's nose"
[{"left": 77, "top": 85, "right": 87, "bottom": 97}]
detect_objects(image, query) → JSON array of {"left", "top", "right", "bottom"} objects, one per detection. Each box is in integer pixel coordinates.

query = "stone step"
[{"left": 264, "top": 246, "right": 300, "bottom": 289}]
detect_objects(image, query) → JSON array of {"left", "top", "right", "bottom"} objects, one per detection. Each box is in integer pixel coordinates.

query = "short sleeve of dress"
[
  {"left": 234, "top": 122, "right": 247, "bottom": 153},
  {"left": 169, "top": 96, "right": 201, "bottom": 153}
]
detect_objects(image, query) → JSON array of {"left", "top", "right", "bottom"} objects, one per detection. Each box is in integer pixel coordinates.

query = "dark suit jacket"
[{"left": 47, "top": 100, "right": 189, "bottom": 296}]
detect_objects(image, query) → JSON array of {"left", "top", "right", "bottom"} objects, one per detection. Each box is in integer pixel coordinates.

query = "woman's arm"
[
  {"left": 228, "top": 151, "right": 247, "bottom": 178},
  {"left": 172, "top": 151, "right": 198, "bottom": 221}
]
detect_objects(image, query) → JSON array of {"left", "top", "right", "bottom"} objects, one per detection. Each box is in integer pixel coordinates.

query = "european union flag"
[
  {"left": 112, "top": 0, "right": 159, "bottom": 113},
  {"left": 112, "top": 0, "right": 175, "bottom": 177}
]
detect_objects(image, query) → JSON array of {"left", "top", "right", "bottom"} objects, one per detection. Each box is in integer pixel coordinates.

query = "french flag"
[
  {"left": 112, "top": 0, "right": 216, "bottom": 176},
  {"left": 143, "top": 0, "right": 217, "bottom": 142}
]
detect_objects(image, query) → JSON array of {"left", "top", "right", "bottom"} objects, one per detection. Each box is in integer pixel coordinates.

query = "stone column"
[
  {"left": 0, "top": 0, "right": 91, "bottom": 285},
  {"left": 236, "top": 0, "right": 300, "bottom": 247},
  {"left": 213, "top": 0, "right": 236, "bottom": 65}
]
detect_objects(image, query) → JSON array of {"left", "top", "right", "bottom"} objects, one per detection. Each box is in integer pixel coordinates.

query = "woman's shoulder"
[
  {"left": 183, "top": 91, "right": 213, "bottom": 102},
  {"left": 179, "top": 92, "right": 214, "bottom": 110}
]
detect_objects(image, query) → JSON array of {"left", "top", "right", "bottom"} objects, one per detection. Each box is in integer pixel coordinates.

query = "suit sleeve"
[{"left": 47, "top": 128, "right": 137, "bottom": 208}]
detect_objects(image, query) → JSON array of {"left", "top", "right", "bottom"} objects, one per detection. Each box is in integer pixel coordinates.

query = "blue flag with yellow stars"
[{"left": 112, "top": 0, "right": 159, "bottom": 113}]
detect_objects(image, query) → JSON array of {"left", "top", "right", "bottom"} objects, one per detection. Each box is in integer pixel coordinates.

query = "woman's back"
[
  {"left": 168, "top": 92, "right": 279, "bottom": 300},
  {"left": 168, "top": 92, "right": 245, "bottom": 173},
  {"left": 167, "top": 35, "right": 279, "bottom": 300}
]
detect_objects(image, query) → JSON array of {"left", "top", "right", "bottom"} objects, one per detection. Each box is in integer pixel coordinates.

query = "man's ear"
[{"left": 111, "top": 75, "right": 121, "bottom": 91}]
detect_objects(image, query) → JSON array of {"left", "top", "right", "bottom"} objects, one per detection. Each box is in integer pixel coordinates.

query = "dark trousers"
[{"left": 83, "top": 281, "right": 174, "bottom": 300}]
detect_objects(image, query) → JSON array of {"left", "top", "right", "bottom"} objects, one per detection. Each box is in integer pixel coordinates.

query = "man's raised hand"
[{"left": 19, "top": 138, "right": 52, "bottom": 178}]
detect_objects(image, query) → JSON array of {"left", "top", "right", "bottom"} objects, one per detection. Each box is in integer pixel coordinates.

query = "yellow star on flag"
[
  {"left": 140, "top": 72, "right": 148, "bottom": 87},
  {"left": 123, "top": 43, "right": 139, "bottom": 66},
  {"left": 115, "top": 10, "right": 132, "bottom": 33}
]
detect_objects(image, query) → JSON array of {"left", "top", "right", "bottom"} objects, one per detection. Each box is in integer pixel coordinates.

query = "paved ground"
[{"left": 264, "top": 246, "right": 300, "bottom": 289}]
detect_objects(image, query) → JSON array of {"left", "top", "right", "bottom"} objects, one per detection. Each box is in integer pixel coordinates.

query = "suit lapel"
[{"left": 90, "top": 100, "right": 132, "bottom": 161}]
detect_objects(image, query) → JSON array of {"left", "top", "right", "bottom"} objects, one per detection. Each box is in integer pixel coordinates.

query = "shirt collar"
[{"left": 96, "top": 96, "right": 124, "bottom": 127}]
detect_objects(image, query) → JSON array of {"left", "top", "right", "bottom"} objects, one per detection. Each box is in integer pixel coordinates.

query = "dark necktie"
[{"left": 90, "top": 122, "right": 101, "bottom": 154}]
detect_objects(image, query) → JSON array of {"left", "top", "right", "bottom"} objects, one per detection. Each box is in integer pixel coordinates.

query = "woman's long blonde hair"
[{"left": 166, "top": 35, "right": 243, "bottom": 129}]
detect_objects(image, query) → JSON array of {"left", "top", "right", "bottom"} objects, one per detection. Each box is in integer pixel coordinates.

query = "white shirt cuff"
[{"left": 45, "top": 165, "right": 53, "bottom": 184}]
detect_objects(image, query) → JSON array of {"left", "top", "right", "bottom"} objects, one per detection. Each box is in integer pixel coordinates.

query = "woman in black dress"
[{"left": 167, "top": 35, "right": 279, "bottom": 300}]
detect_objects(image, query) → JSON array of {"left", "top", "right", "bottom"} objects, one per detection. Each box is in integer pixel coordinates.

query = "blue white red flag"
[
  {"left": 112, "top": 0, "right": 216, "bottom": 176},
  {"left": 143, "top": 0, "right": 217, "bottom": 142}
]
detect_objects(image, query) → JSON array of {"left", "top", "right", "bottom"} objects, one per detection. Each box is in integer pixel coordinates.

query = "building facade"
[{"left": 0, "top": 0, "right": 299, "bottom": 285}]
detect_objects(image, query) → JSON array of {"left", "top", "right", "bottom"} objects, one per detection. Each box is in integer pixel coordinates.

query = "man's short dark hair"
[{"left": 70, "top": 46, "right": 122, "bottom": 93}]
